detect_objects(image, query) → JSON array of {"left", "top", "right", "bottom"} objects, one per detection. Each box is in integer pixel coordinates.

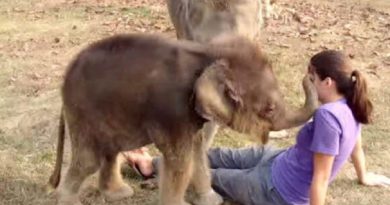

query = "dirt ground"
[{"left": 0, "top": 0, "right": 389, "bottom": 204}]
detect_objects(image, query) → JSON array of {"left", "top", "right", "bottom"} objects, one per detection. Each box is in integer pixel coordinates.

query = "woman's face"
[{"left": 308, "top": 64, "right": 333, "bottom": 104}]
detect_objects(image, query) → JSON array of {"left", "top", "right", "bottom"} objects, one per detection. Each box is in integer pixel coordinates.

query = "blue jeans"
[{"left": 152, "top": 146, "right": 288, "bottom": 205}]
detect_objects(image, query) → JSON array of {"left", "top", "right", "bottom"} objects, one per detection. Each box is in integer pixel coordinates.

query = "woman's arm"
[
  {"left": 351, "top": 134, "right": 367, "bottom": 184},
  {"left": 351, "top": 134, "right": 390, "bottom": 187},
  {"left": 310, "top": 153, "right": 335, "bottom": 205}
]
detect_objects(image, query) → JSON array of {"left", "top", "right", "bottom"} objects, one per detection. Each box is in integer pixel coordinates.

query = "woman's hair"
[{"left": 310, "top": 50, "right": 373, "bottom": 124}]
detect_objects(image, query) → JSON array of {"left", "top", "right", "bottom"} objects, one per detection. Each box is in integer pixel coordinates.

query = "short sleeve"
[{"left": 310, "top": 109, "right": 342, "bottom": 155}]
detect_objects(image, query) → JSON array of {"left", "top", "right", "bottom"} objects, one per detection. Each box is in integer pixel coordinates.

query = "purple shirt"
[{"left": 271, "top": 99, "right": 361, "bottom": 205}]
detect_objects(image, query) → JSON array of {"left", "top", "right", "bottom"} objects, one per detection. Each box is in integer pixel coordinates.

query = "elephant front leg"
[
  {"left": 188, "top": 123, "right": 223, "bottom": 205},
  {"left": 158, "top": 143, "right": 194, "bottom": 205}
]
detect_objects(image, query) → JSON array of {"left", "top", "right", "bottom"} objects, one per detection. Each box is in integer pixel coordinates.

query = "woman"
[{"left": 125, "top": 50, "right": 390, "bottom": 205}]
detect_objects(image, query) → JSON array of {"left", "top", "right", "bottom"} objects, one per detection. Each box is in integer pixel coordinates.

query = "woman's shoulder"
[
  {"left": 314, "top": 108, "right": 342, "bottom": 133},
  {"left": 318, "top": 99, "right": 350, "bottom": 116},
  {"left": 315, "top": 99, "right": 357, "bottom": 130}
]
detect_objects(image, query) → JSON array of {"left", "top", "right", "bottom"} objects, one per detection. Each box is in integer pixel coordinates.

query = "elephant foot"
[
  {"left": 188, "top": 189, "right": 223, "bottom": 205},
  {"left": 102, "top": 183, "right": 134, "bottom": 201}
]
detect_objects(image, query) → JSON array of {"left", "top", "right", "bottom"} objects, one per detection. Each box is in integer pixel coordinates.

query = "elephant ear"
[{"left": 194, "top": 60, "right": 241, "bottom": 125}]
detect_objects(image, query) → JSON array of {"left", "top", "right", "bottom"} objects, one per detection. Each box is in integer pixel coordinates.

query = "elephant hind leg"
[
  {"left": 99, "top": 152, "right": 134, "bottom": 201},
  {"left": 56, "top": 144, "right": 99, "bottom": 205}
]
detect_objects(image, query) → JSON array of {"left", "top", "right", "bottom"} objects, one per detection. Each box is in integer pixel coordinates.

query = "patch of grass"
[
  {"left": 35, "top": 151, "right": 55, "bottom": 164},
  {"left": 121, "top": 6, "right": 154, "bottom": 18}
]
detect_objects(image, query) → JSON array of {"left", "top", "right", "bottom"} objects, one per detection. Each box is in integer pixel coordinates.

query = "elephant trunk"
[{"left": 271, "top": 75, "right": 318, "bottom": 131}]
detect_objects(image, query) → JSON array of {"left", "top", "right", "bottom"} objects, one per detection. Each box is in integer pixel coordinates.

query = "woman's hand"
[
  {"left": 351, "top": 135, "right": 390, "bottom": 188},
  {"left": 360, "top": 172, "right": 390, "bottom": 187}
]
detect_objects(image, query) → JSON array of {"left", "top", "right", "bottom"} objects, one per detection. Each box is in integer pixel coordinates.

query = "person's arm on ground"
[
  {"left": 310, "top": 153, "right": 335, "bottom": 205},
  {"left": 351, "top": 134, "right": 390, "bottom": 187}
]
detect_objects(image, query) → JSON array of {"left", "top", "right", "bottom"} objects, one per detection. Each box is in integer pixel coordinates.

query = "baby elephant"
[{"left": 48, "top": 34, "right": 317, "bottom": 205}]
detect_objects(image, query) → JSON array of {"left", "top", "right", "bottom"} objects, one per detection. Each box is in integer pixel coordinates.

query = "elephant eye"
[
  {"left": 266, "top": 105, "right": 275, "bottom": 113},
  {"left": 261, "top": 102, "right": 275, "bottom": 118},
  {"left": 255, "top": 102, "right": 274, "bottom": 119}
]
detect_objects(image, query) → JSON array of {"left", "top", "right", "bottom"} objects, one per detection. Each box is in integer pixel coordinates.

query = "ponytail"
[
  {"left": 310, "top": 50, "right": 373, "bottom": 124},
  {"left": 347, "top": 70, "right": 373, "bottom": 124}
]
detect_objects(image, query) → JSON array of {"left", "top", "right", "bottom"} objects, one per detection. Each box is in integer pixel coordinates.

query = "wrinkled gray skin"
[
  {"left": 167, "top": 0, "right": 262, "bottom": 43},
  {"left": 166, "top": 0, "right": 275, "bottom": 42}
]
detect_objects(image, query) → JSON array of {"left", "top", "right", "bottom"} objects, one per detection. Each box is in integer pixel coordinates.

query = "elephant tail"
[{"left": 48, "top": 107, "right": 66, "bottom": 189}]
